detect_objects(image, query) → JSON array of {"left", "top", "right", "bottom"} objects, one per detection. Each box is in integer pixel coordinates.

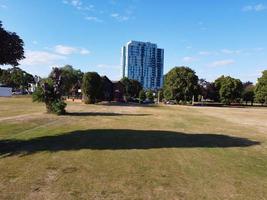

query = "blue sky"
[{"left": 0, "top": 0, "right": 267, "bottom": 83}]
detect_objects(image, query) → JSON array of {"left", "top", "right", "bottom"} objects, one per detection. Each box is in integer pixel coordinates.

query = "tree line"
[
  {"left": 1, "top": 20, "right": 267, "bottom": 115},
  {"left": 164, "top": 66, "right": 267, "bottom": 105},
  {"left": 0, "top": 67, "right": 37, "bottom": 92}
]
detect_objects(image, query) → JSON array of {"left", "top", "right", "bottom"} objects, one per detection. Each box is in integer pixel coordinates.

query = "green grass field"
[{"left": 0, "top": 96, "right": 267, "bottom": 200}]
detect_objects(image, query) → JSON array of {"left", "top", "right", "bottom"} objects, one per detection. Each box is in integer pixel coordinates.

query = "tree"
[
  {"left": 50, "top": 65, "right": 83, "bottom": 96},
  {"left": 255, "top": 70, "right": 267, "bottom": 105},
  {"left": 82, "top": 72, "right": 102, "bottom": 104},
  {"left": 120, "top": 77, "right": 143, "bottom": 99},
  {"left": 0, "top": 21, "right": 25, "bottom": 66},
  {"left": 130, "top": 79, "right": 143, "bottom": 98},
  {"left": 120, "top": 77, "right": 132, "bottom": 100},
  {"left": 32, "top": 68, "right": 66, "bottom": 115},
  {"left": 164, "top": 66, "right": 199, "bottom": 102},
  {"left": 198, "top": 79, "right": 219, "bottom": 101},
  {"left": 242, "top": 82, "right": 255, "bottom": 105},
  {"left": 146, "top": 90, "right": 154, "bottom": 102},
  {"left": 0, "top": 67, "right": 34, "bottom": 90},
  {"left": 215, "top": 76, "right": 243, "bottom": 104},
  {"left": 139, "top": 90, "right": 146, "bottom": 103}
]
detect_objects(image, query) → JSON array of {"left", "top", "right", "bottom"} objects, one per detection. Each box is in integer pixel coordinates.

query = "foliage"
[
  {"left": 82, "top": 72, "right": 102, "bottom": 104},
  {"left": 50, "top": 65, "right": 83, "bottom": 96},
  {"left": 139, "top": 90, "right": 146, "bottom": 103},
  {"left": 164, "top": 66, "right": 199, "bottom": 102},
  {"left": 242, "top": 82, "right": 255, "bottom": 105},
  {"left": 0, "top": 67, "right": 34, "bottom": 90},
  {"left": 51, "top": 100, "right": 67, "bottom": 115},
  {"left": 32, "top": 68, "right": 66, "bottom": 115},
  {"left": 130, "top": 79, "right": 143, "bottom": 98},
  {"left": 255, "top": 70, "right": 267, "bottom": 104},
  {"left": 120, "top": 77, "right": 143, "bottom": 99},
  {"left": 146, "top": 90, "right": 154, "bottom": 101},
  {"left": 0, "top": 21, "right": 25, "bottom": 66},
  {"left": 198, "top": 79, "right": 219, "bottom": 101},
  {"left": 157, "top": 90, "right": 164, "bottom": 102},
  {"left": 215, "top": 76, "right": 243, "bottom": 104},
  {"left": 32, "top": 85, "right": 45, "bottom": 102}
]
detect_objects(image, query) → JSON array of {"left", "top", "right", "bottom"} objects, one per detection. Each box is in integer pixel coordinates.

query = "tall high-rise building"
[{"left": 121, "top": 41, "right": 164, "bottom": 90}]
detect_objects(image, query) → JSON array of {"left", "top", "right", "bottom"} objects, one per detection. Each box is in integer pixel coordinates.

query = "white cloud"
[
  {"left": 20, "top": 51, "right": 66, "bottom": 66},
  {"left": 182, "top": 56, "right": 197, "bottom": 62},
  {"left": 111, "top": 13, "right": 129, "bottom": 22},
  {"left": 242, "top": 4, "right": 266, "bottom": 12},
  {"left": 54, "top": 45, "right": 78, "bottom": 55},
  {"left": 80, "top": 48, "right": 90, "bottom": 55},
  {"left": 199, "top": 51, "right": 213, "bottom": 56},
  {"left": 209, "top": 59, "right": 235, "bottom": 67},
  {"left": 63, "top": 0, "right": 82, "bottom": 7},
  {"left": 63, "top": 0, "right": 94, "bottom": 11},
  {"left": 221, "top": 49, "right": 242, "bottom": 54},
  {"left": 54, "top": 45, "right": 90, "bottom": 55},
  {"left": 85, "top": 16, "right": 103, "bottom": 23}
]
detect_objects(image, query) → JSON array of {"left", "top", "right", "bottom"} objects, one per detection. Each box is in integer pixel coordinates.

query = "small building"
[{"left": 0, "top": 85, "right": 12, "bottom": 97}]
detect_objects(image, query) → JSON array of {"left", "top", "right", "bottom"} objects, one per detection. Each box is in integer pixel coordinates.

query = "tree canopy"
[
  {"left": 163, "top": 66, "right": 199, "bottom": 102},
  {"left": 198, "top": 79, "right": 219, "bottom": 101},
  {"left": 0, "top": 67, "right": 34, "bottom": 90},
  {"left": 255, "top": 70, "right": 267, "bottom": 104},
  {"left": 120, "top": 77, "right": 143, "bottom": 99},
  {"left": 215, "top": 76, "right": 243, "bottom": 104},
  {"left": 242, "top": 82, "right": 255, "bottom": 105},
  {"left": 82, "top": 72, "right": 102, "bottom": 104},
  {"left": 50, "top": 65, "right": 83, "bottom": 96},
  {"left": 0, "top": 21, "right": 25, "bottom": 66},
  {"left": 139, "top": 90, "right": 146, "bottom": 103}
]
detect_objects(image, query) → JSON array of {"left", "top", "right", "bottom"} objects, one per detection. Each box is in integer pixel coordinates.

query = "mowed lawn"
[{"left": 0, "top": 97, "right": 267, "bottom": 200}]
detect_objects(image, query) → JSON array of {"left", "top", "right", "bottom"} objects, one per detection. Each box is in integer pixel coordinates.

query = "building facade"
[{"left": 122, "top": 41, "right": 164, "bottom": 90}]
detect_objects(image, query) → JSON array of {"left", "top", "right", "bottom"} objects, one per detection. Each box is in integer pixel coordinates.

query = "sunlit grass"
[{"left": 0, "top": 96, "right": 266, "bottom": 200}]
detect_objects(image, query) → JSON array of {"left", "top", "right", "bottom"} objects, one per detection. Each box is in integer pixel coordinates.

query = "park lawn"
[{"left": 0, "top": 96, "right": 267, "bottom": 200}]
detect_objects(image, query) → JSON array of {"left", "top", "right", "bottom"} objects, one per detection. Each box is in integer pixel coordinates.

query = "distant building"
[{"left": 122, "top": 40, "right": 164, "bottom": 90}]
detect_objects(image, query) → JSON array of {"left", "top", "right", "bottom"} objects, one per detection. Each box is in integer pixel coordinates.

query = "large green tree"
[
  {"left": 82, "top": 72, "right": 102, "bottom": 104},
  {"left": 164, "top": 66, "right": 199, "bottom": 102},
  {"left": 50, "top": 65, "right": 83, "bottom": 96},
  {"left": 120, "top": 77, "right": 142, "bottom": 99},
  {"left": 215, "top": 76, "right": 243, "bottom": 104},
  {"left": 0, "top": 21, "right": 25, "bottom": 66},
  {"left": 255, "top": 70, "right": 267, "bottom": 105}
]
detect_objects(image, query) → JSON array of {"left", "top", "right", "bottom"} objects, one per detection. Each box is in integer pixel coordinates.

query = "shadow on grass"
[
  {"left": 0, "top": 129, "right": 260, "bottom": 157},
  {"left": 66, "top": 112, "right": 151, "bottom": 117}
]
